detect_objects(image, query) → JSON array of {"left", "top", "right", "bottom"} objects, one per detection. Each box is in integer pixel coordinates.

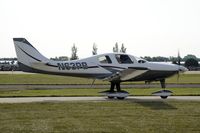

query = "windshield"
[{"left": 135, "top": 56, "right": 147, "bottom": 64}]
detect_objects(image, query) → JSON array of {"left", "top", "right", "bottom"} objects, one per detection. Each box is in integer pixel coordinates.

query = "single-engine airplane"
[{"left": 13, "top": 38, "right": 188, "bottom": 99}]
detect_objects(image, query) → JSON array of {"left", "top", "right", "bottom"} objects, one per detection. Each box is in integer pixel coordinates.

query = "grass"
[
  {"left": 0, "top": 73, "right": 200, "bottom": 97},
  {"left": 0, "top": 73, "right": 199, "bottom": 132},
  {"left": 166, "top": 73, "right": 200, "bottom": 84},
  {"left": 0, "top": 100, "right": 200, "bottom": 133},
  {"left": 0, "top": 74, "right": 101, "bottom": 84},
  {"left": 0, "top": 88, "right": 200, "bottom": 97},
  {"left": 0, "top": 73, "right": 200, "bottom": 84}
]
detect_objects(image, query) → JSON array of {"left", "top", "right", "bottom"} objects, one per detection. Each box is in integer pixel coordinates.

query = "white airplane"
[{"left": 13, "top": 38, "right": 188, "bottom": 99}]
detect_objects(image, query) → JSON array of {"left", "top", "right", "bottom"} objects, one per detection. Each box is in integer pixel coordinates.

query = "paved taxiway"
[
  {"left": 0, "top": 96, "right": 200, "bottom": 103},
  {"left": 1, "top": 71, "right": 200, "bottom": 74},
  {"left": 0, "top": 84, "right": 200, "bottom": 90}
]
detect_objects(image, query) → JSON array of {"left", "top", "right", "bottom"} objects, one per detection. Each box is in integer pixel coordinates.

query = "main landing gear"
[
  {"left": 99, "top": 82, "right": 129, "bottom": 100},
  {"left": 152, "top": 79, "right": 173, "bottom": 99}
]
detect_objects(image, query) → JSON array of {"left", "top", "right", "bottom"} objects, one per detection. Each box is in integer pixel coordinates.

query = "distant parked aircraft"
[{"left": 13, "top": 38, "right": 188, "bottom": 99}]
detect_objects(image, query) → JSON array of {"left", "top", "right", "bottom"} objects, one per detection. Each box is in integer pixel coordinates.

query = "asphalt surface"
[
  {"left": 0, "top": 84, "right": 200, "bottom": 90},
  {"left": 0, "top": 96, "right": 200, "bottom": 103},
  {"left": 1, "top": 71, "right": 200, "bottom": 74}
]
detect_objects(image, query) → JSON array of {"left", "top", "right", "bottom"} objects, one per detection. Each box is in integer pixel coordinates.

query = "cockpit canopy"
[
  {"left": 97, "top": 53, "right": 147, "bottom": 64},
  {"left": 98, "top": 55, "right": 112, "bottom": 64},
  {"left": 134, "top": 56, "right": 147, "bottom": 64},
  {"left": 115, "top": 54, "right": 133, "bottom": 64}
]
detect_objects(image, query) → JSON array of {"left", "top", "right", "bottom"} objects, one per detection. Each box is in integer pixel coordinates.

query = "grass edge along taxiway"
[
  {"left": 0, "top": 88, "right": 200, "bottom": 97},
  {"left": 0, "top": 73, "right": 200, "bottom": 84}
]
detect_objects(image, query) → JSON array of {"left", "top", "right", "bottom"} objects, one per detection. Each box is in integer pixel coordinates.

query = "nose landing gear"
[{"left": 152, "top": 79, "right": 173, "bottom": 99}]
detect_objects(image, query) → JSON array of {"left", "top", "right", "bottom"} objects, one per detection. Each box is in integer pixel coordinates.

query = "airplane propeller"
[
  {"left": 177, "top": 50, "right": 181, "bottom": 82},
  {"left": 177, "top": 71, "right": 180, "bottom": 82}
]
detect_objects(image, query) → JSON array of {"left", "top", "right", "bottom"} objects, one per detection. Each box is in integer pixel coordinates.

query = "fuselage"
[{"left": 14, "top": 38, "right": 187, "bottom": 82}]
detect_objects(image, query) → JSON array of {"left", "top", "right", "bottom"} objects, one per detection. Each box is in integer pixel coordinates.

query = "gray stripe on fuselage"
[
  {"left": 126, "top": 70, "right": 178, "bottom": 82},
  {"left": 45, "top": 63, "right": 58, "bottom": 67},
  {"left": 128, "top": 67, "right": 148, "bottom": 70},
  {"left": 18, "top": 62, "right": 110, "bottom": 78},
  {"left": 100, "top": 65, "right": 126, "bottom": 69},
  {"left": 88, "top": 66, "right": 99, "bottom": 68}
]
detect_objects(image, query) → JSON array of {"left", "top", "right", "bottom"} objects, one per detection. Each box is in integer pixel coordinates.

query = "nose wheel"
[
  {"left": 152, "top": 79, "right": 173, "bottom": 99},
  {"left": 108, "top": 96, "right": 115, "bottom": 99},
  {"left": 160, "top": 96, "right": 168, "bottom": 99}
]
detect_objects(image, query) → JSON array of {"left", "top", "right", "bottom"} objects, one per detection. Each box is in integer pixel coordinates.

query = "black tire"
[
  {"left": 160, "top": 96, "right": 168, "bottom": 99},
  {"left": 108, "top": 96, "right": 115, "bottom": 99},
  {"left": 117, "top": 97, "right": 125, "bottom": 100}
]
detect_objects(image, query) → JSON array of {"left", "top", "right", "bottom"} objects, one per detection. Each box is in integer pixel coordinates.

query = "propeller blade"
[
  {"left": 177, "top": 71, "right": 180, "bottom": 82},
  {"left": 177, "top": 49, "right": 181, "bottom": 83},
  {"left": 178, "top": 50, "right": 181, "bottom": 65}
]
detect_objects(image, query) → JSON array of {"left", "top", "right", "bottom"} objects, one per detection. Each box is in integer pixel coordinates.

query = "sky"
[{"left": 0, "top": 0, "right": 200, "bottom": 59}]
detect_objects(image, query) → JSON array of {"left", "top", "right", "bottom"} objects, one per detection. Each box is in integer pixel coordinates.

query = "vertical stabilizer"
[{"left": 13, "top": 38, "right": 50, "bottom": 72}]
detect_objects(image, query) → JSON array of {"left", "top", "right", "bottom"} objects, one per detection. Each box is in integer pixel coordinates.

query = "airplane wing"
[{"left": 103, "top": 67, "right": 148, "bottom": 82}]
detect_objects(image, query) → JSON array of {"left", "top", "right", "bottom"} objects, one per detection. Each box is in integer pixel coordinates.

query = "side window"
[
  {"left": 138, "top": 60, "right": 146, "bottom": 63},
  {"left": 98, "top": 55, "right": 112, "bottom": 64},
  {"left": 115, "top": 54, "right": 133, "bottom": 64}
]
